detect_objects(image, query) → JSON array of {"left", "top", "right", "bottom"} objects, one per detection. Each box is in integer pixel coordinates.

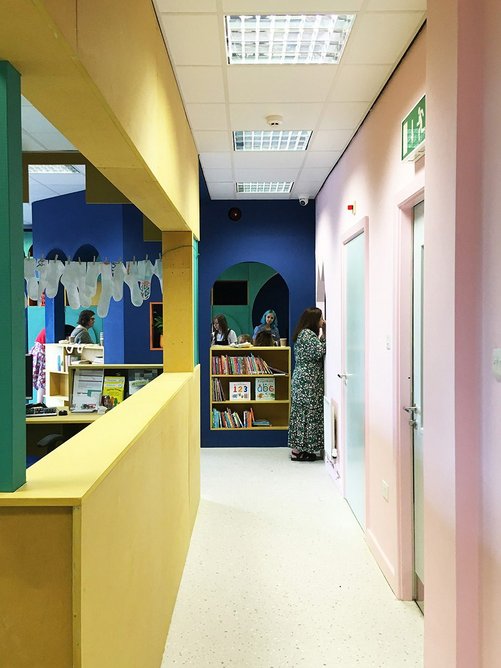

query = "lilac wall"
[
  {"left": 199, "top": 196, "right": 316, "bottom": 447},
  {"left": 32, "top": 191, "right": 162, "bottom": 364}
]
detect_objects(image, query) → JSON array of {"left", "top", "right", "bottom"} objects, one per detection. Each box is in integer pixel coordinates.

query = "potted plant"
[{"left": 153, "top": 314, "right": 163, "bottom": 348}]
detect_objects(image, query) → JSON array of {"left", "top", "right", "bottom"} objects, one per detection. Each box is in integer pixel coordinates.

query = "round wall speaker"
[{"left": 228, "top": 207, "right": 242, "bottom": 222}]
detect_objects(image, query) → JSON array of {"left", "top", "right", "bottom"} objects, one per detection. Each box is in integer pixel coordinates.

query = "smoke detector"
[{"left": 265, "top": 114, "right": 283, "bottom": 127}]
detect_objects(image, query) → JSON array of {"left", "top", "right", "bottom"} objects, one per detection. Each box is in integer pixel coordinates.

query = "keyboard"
[{"left": 26, "top": 406, "right": 58, "bottom": 416}]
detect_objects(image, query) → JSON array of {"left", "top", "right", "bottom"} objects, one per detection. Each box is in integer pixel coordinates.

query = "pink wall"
[
  {"left": 481, "top": 0, "right": 501, "bottom": 665},
  {"left": 317, "top": 29, "right": 426, "bottom": 594},
  {"left": 318, "top": 1, "right": 501, "bottom": 665}
]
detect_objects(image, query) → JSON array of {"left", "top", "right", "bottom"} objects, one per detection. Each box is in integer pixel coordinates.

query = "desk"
[{"left": 26, "top": 412, "right": 103, "bottom": 458}]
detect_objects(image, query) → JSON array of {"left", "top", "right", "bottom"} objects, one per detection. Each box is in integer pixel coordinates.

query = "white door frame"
[{"left": 394, "top": 186, "right": 424, "bottom": 600}]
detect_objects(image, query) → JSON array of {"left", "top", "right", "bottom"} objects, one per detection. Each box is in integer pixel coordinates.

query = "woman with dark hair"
[
  {"left": 288, "top": 307, "right": 326, "bottom": 461},
  {"left": 254, "top": 330, "right": 274, "bottom": 347},
  {"left": 252, "top": 309, "right": 280, "bottom": 345},
  {"left": 211, "top": 314, "right": 237, "bottom": 346},
  {"left": 70, "top": 310, "right": 96, "bottom": 344}
]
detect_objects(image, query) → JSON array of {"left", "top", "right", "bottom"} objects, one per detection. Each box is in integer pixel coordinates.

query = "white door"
[
  {"left": 342, "top": 231, "right": 366, "bottom": 526},
  {"left": 409, "top": 201, "right": 424, "bottom": 611}
]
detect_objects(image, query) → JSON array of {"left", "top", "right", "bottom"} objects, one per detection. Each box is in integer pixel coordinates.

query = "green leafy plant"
[{"left": 153, "top": 314, "right": 163, "bottom": 334}]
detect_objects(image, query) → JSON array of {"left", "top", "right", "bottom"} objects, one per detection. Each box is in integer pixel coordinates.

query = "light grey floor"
[{"left": 162, "top": 448, "right": 423, "bottom": 667}]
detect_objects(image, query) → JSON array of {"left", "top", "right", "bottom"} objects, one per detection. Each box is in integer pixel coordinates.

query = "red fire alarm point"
[{"left": 347, "top": 201, "right": 356, "bottom": 214}]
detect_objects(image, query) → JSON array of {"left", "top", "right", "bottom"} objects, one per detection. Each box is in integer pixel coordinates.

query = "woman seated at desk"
[{"left": 70, "top": 310, "right": 96, "bottom": 344}]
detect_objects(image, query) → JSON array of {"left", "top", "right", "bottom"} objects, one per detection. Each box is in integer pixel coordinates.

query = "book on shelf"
[
  {"left": 102, "top": 375, "right": 125, "bottom": 409},
  {"left": 128, "top": 369, "right": 159, "bottom": 395},
  {"left": 212, "top": 353, "right": 272, "bottom": 375},
  {"left": 229, "top": 380, "right": 251, "bottom": 401},
  {"left": 252, "top": 419, "right": 271, "bottom": 427},
  {"left": 255, "top": 377, "right": 275, "bottom": 401},
  {"left": 71, "top": 367, "right": 104, "bottom": 412},
  {"left": 211, "top": 377, "right": 226, "bottom": 401}
]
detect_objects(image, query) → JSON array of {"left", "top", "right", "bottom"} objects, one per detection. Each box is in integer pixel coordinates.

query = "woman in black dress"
[{"left": 288, "top": 307, "right": 326, "bottom": 461}]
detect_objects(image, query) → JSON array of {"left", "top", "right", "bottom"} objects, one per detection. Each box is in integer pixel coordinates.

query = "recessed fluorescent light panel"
[
  {"left": 233, "top": 130, "right": 312, "bottom": 151},
  {"left": 225, "top": 14, "right": 355, "bottom": 65},
  {"left": 236, "top": 182, "right": 294, "bottom": 194},
  {"left": 28, "top": 164, "right": 81, "bottom": 174}
]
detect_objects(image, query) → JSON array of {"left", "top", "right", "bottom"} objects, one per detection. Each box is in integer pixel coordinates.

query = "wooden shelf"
[{"left": 210, "top": 346, "right": 291, "bottom": 431}]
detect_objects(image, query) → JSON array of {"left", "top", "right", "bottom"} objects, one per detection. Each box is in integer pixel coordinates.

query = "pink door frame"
[{"left": 394, "top": 182, "right": 424, "bottom": 600}]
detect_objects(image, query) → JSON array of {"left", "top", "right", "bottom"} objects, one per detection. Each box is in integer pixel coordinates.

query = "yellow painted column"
[{"left": 162, "top": 232, "right": 194, "bottom": 372}]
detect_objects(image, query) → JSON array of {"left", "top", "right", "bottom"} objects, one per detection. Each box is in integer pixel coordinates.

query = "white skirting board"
[{"left": 323, "top": 396, "right": 337, "bottom": 458}]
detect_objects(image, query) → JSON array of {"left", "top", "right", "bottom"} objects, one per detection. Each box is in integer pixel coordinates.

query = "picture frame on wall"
[{"left": 150, "top": 301, "right": 163, "bottom": 350}]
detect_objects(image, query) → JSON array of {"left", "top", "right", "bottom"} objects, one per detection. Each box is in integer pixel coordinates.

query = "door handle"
[
  {"left": 403, "top": 404, "right": 417, "bottom": 414},
  {"left": 337, "top": 372, "right": 352, "bottom": 385}
]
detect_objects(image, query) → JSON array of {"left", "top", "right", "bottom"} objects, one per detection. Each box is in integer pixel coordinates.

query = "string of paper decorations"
[{"left": 24, "top": 257, "right": 163, "bottom": 318}]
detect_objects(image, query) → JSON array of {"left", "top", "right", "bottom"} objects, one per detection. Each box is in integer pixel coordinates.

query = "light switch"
[{"left": 493, "top": 349, "right": 501, "bottom": 382}]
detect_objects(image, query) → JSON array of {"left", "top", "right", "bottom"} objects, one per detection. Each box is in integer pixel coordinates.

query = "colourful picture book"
[
  {"left": 255, "top": 377, "right": 275, "bottom": 401},
  {"left": 102, "top": 375, "right": 125, "bottom": 409},
  {"left": 229, "top": 380, "right": 251, "bottom": 401}
]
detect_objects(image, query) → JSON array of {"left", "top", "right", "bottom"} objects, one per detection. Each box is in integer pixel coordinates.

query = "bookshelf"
[
  {"left": 45, "top": 343, "right": 104, "bottom": 407},
  {"left": 210, "top": 345, "right": 291, "bottom": 430}
]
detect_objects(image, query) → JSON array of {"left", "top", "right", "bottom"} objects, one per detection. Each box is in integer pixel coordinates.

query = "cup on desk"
[{"left": 280, "top": 338, "right": 287, "bottom": 347}]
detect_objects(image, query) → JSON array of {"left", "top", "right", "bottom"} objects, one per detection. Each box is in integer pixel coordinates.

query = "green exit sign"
[{"left": 401, "top": 95, "right": 426, "bottom": 161}]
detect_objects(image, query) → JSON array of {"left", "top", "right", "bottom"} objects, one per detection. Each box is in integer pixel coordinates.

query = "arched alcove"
[{"left": 211, "top": 261, "right": 290, "bottom": 341}]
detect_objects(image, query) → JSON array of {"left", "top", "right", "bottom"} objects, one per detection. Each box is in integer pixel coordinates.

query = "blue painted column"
[{"left": 0, "top": 62, "right": 26, "bottom": 491}]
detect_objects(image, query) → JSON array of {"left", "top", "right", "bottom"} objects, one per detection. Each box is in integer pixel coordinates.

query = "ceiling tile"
[
  {"left": 234, "top": 167, "right": 298, "bottom": 181},
  {"left": 32, "top": 132, "right": 75, "bottom": 151},
  {"left": 200, "top": 152, "right": 232, "bottom": 169},
  {"left": 303, "top": 151, "right": 342, "bottom": 168},
  {"left": 202, "top": 167, "right": 234, "bottom": 182},
  {"left": 160, "top": 15, "right": 221, "bottom": 66},
  {"left": 328, "top": 64, "right": 393, "bottom": 101},
  {"left": 233, "top": 152, "right": 305, "bottom": 169},
  {"left": 206, "top": 183, "right": 236, "bottom": 198},
  {"left": 319, "top": 102, "right": 370, "bottom": 130},
  {"left": 22, "top": 130, "right": 47, "bottom": 151},
  {"left": 227, "top": 66, "right": 337, "bottom": 104},
  {"left": 229, "top": 103, "right": 323, "bottom": 131},
  {"left": 310, "top": 129, "right": 353, "bottom": 151},
  {"left": 366, "top": 0, "right": 426, "bottom": 9},
  {"left": 222, "top": 1, "right": 364, "bottom": 11},
  {"left": 292, "top": 178, "right": 325, "bottom": 193},
  {"left": 343, "top": 12, "right": 424, "bottom": 65},
  {"left": 176, "top": 67, "right": 226, "bottom": 103},
  {"left": 299, "top": 166, "right": 332, "bottom": 182},
  {"left": 186, "top": 104, "right": 228, "bottom": 131},
  {"left": 193, "top": 131, "right": 232, "bottom": 151},
  {"left": 155, "top": 0, "right": 217, "bottom": 11}
]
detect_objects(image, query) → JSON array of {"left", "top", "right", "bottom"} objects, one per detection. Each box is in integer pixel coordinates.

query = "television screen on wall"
[{"left": 212, "top": 280, "right": 248, "bottom": 305}]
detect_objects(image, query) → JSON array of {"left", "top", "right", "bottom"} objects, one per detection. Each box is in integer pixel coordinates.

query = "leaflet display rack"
[{"left": 209, "top": 345, "right": 291, "bottom": 430}]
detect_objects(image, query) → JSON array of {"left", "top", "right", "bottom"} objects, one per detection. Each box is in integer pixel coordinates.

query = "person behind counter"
[
  {"left": 70, "top": 310, "right": 96, "bottom": 344},
  {"left": 211, "top": 314, "right": 237, "bottom": 346},
  {"left": 252, "top": 309, "right": 280, "bottom": 345},
  {"left": 254, "top": 330, "right": 274, "bottom": 347},
  {"left": 29, "top": 324, "right": 74, "bottom": 403}
]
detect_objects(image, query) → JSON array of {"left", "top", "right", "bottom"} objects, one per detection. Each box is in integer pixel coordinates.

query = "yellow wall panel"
[{"left": 0, "top": 507, "right": 73, "bottom": 667}]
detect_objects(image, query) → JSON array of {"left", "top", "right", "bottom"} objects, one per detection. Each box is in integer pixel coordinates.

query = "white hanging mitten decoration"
[
  {"left": 97, "top": 262, "right": 113, "bottom": 318},
  {"left": 111, "top": 262, "right": 126, "bottom": 302},
  {"left": 61, "top": 261, "right": 80, "bottom": 309},
  {"left": 82, "top": 261, "right": 102, "bottom": 306},
  {"left": 138, "top": 259, "right": 154, "bottom": 301},
  {"left": 36, "top": 259, "right": 49, "bottom": 304},
  {"left": 124, "top": 261, "right": 143, "bottom": 307},
  {"left": 24, "top": 257, "right": 39, "bottom": 301},
  {"left": 153, "top": 257, "right": 163, "bottom": 295},
  {"left": 45, "top": 259, "right": 65, "bottom": 298}
]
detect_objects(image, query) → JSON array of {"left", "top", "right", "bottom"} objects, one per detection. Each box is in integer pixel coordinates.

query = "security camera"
[{"left": 298, "top": 196, "right": 309, "bottom": 206}]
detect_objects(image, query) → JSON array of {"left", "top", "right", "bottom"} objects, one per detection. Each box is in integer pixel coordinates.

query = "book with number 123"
[{"left": 229, "top": 381, "right": 251, "bottom": 400}]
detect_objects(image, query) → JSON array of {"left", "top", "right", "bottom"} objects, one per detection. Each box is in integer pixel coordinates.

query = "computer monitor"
[{"left": 25, "top": 354, "right": 33, "bottom": 402}]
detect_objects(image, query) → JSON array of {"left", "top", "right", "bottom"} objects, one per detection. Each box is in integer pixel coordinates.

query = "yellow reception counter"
[{"left": 0, "top": 369, "right": 200, "bottom": 668}]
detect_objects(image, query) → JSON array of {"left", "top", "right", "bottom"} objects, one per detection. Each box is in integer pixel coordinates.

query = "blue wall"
[
  {"left": 31, "top": 191, "right": 162, "bottom": 364},
  {"left": 199, "top": 196, "right": 316, "bottom": 447}
]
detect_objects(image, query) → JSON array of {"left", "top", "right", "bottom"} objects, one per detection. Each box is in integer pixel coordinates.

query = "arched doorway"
[{"left": 211, "top": 261, "right": 289, "bottom": 342}]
